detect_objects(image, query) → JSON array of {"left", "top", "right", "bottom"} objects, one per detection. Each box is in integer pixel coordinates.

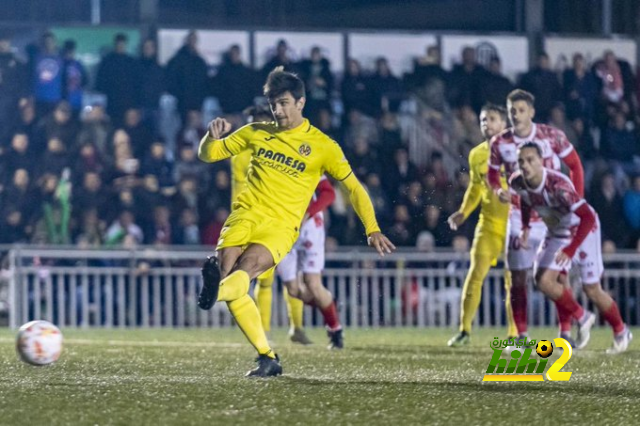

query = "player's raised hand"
[
  {"left": 368, "top": 232, "right": 396, "bottom": 257},
  {"left": 447, "top": 211, "right": 465, "bottom": 231},
  {"left": 497, "top": 188, "right": 511, "bottom": 204},
  {"left": 208, "top": 117, "right": 232, "bottom": 139}
]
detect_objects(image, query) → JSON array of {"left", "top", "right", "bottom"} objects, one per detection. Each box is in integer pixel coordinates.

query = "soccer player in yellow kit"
[
  {"left": 446, "top": 104, "right": 517, "bottom": 347},
  {"left": 197, "top": 67, "right": 395, "bottom": 377}
]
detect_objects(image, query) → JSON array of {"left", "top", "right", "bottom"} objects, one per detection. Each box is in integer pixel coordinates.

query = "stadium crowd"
[{"left": 1, "top": 30, "right": 640, "bottom": 251}]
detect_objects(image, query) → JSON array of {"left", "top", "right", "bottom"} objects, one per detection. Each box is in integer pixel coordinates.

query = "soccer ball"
[
  {"left": 16, "top": 320, "right": 63, "bottom": 366},
  {"left": 536, "top": 340, "right": 553, "bottom": 358}
]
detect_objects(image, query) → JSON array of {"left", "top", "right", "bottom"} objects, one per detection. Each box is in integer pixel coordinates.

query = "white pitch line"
[{"left": 0, "top": 337, "right": 244, "bottom": 348}]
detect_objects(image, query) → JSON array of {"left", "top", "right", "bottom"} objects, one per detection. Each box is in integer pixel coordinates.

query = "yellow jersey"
[
  {"left": 459, "top": 141, "right": 509, "bottom": 233},
  {"left": 199, "top": 119, "right": 381, "bottom": 233},
  {"left": 231, "top": 149, "right": 252, "bottom": 203}
]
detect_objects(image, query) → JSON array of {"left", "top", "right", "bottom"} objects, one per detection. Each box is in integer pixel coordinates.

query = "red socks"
[
  {"left": 555, "top": 288, "right": 584, "bottom": 321},
  {"left": 321, "top": 302, "right": 341, "bottom": 331},
  {"left": 511, "top": 285, "right": 528, "bottom": 335},
  {"left": 601, "top": 302, "right": 625, "bottom": 334},
  {"left": 554, "top": 300, "right": 573, "bottom": 333}
]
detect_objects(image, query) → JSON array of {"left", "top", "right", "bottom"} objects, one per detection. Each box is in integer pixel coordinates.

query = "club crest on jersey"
[
  {"left": 500, "top": 145, "right": 517, "bottom": 162},
  {"left": 299, "top": 144, "right": 311, "bottom": 156}
]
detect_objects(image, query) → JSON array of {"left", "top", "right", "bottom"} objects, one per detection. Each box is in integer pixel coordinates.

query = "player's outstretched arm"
[
  {"left": 198, "top": 118, "right": 235, "bottom": 163},
  {"left": 340, "top": 173, "right": 396, "bottom": 256}
]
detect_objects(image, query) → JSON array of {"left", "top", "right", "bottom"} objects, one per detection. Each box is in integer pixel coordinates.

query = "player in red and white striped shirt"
[
  {"left": 510, "top": 142, "right": 631, "bottom": 354},
  {"left": 488, "top": 89, "right": 585, "bottom": 344},
  {"left": 276, "top": 176, "right": 344, "bottom": 349}
]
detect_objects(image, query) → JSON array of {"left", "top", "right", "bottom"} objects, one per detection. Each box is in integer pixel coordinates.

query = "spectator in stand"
[
  {"left": 73, "top": 172, "right": 108, "bottom": 217},
  {"left": 104, "top": 210, "right": 143, "bottom": 246},
  {"left": 1, "top": 133, "right": 32, "bottom": 184},
  {"left": 0, "top": 33, "right": 28, "bottom": 145},
  {"left": 134, "top": 175, "right": 164, "bottom": 227},
  {"left": 548, "top": 103, "right": 578, "bottom": 144},
  {"left": 623, "top": 175, "right": 640, "bottom": 246},
  {"left": 343, "top": 109, "right": 379, "bottom": 149},
  {"left": 411, "top": 45, "right": 447, "bottom": 89},
  {"left": 201, "top": 207, "right": 229, "bottom": 246},
  {"left": 31, "top": 32, "right": 63, "bottom": 118},
  {"left": 477, "top": 56, "right": 513, "bottom": 109},
  {"left": 348, "top": 136, "right": 379, "bottom": 180},
  {"left": 61, "top": 40, "right": 88, "bottom": 115},
  {"left": 571, "top": 117, "right": 597, "bottom": 162},
  {"left": 519, "top": 52, "right": 562, "bottom": 122},
  {"left": 260, "top": 39, "right": 296, "bottom": 80},
  {"left": 422, "top": 204, "right": 453, "bottom": 248},
  {"left": 404, "top": 181, "right": 425, "bottom": 223},
  {"left": 141, "top": 140, "right": 174, "bottom": 189},
  {"left": 77, "top": 104, "right": 111, "bottom": 156},
  {"left": 1, "top": 169, "right": 37, "bottom": 229},
  {"left": 146, "top": 205, "right": 173, "bottom": 245},
  {"left": 122, "top": 108, "right": 154, "bottom": 160},
  {"left": 384, "top": 147, "right": 419, "bottom": 203},
  {"left": 0, "top": 208, "right": 28, "bottom": 243},
  {"left": 365, "top": 173, "right": 391, "bottom": 228},
  {"left": 31, "top": 173, "right": 71, "bottom": 245},
  {"left": 212, "top": 44, "right": 257, "bottom": 116},
  {"left": 173, "top": 143, "right": 210, "bottom": 188},
  {"left": 601, "top": 110, "right": 639, "bottom": 189},
  {"left": 589, "top": 171, "right": 628, "bottom": 247},
  {"left": 593, "top": 50, "right": 636, "bottom": 109},
  {"left": 74, "top": 208, "right": 104, "bottom": 247},
  {"left": 176, "top": 109, "right": 206, "bottom": 152},
  {"left": 175, "top": 208, "right": 200, "bottom": 245},
  {"left": 166, "top": 30, "right": 209, "bottom": 123},
  {"left": 315, "top": 108, "right": 340, "bottom": 142},
  {"left": 35, "top": 100, "right": 78, "bottom": 152},
  {"left": 171, "top": 176, "right": 200, "bottom": 222},
  {"left": 96, "top": 33, "right": 140, "bottom": 125},
  {"left": 296, "top": 46, "right": 333, "bottom": 123},
  {"left": 387, "top": 204, "right": 413, "bottom": 247},
  {"left": 342, "top": 59, "right": 375, "bottom": 116},
  {"left": 370, "top": 57, "right": 402, "bottom": 116},
  {"left": 40, "top": 137, "right": 70, "bottom": 178},
  {"left": 14, "top": 98, "right": 38, "bottom": 146},
  {"left": 74, "top": 142, "right": 105, "bottom": 177},
  {"left": 447, "top": 46, "right": 487, "bottom": 111},
  {"left": 137, "top": 38, "right": 165, "bottom": 129},
  {"left": 562, "top": 53, "right": 597, "bottom": 124}
]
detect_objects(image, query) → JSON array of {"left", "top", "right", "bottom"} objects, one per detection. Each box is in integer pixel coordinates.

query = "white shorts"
[
  {"left": 276, "top": 216, "right": 326, "bottom": 282},
  {"left": 535, "top": 220, "right": 603, "bottom": 285},
  {"left": 506, "top": 209, "right": 547, "bottom": 271}
]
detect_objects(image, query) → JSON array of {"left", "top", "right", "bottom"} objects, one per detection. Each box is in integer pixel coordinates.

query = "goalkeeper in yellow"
[
  {"left": 197, "top": 67, "right": 395, "bottom": 377},
  {"left": 446, "top": 104, "right": 517, "bottom": 347}
]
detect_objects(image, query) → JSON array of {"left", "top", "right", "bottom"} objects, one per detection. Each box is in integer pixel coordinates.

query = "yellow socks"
[
  {"left": 227, "top": 294, "right": 274, "bottom": 358},
  {"left": 253, "top": 275, "right": 274, "bottom": 332},
  {"left": 503, "top": 271, "right": 518, "bottom": 337},
  {"left": 459, "top": 254, "right": 492, "bottom": 333},
  {"left": 284, "top": 287, "right": 305, "bottom": 331},
  {"left": 217, "top": 270, "right": 250, "bottom": 302}
]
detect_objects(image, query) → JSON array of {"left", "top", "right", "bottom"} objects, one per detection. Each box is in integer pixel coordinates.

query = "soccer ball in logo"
[
  {"left": 16, "top": 320, "right": 63, "bottom": 366},
  {"left": 536, "top": 340, "right": 553, "bottom": 358}
]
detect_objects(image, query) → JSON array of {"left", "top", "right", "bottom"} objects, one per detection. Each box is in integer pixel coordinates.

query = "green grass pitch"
[{"left": 1, "top": 327, "right": 639, "bottom": 425}]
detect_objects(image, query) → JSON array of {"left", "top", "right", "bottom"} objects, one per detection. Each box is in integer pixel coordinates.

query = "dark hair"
[
  {"left": 507, "top": 89, "right": 535, "bottom": 107},
  {"left": 263, "top": 66, "right": 305, "bottom": 101},
  {"left": 114, "top": 33, "right": 128, "bottom": 43},
  {"left": 518, "top": 141, "right": 542, "bottom": 157},
  {"left": 480, "top": 103, "right": 507, "bottom": 122},
  {"left": 63, "top": 39, "right": 76, "bottom": 52}
]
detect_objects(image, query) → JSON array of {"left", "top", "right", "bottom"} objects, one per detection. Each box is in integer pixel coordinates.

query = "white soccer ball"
[{"left": 16, "top": 320, "right": 63, "bottom": 366}]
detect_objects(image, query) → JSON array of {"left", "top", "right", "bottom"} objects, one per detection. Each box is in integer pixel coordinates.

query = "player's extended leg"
[
  {"left": 503, "top": 271, "right": 518, "bottom": 339},
  {"left": 555, "top": 273, "right": 575, "bottom": 344},
  {"left": 282, "top": 285, "right": 311, "bottom": 345},
  {"left": 253, "top": 275, "right": 274, "bottom": 333},
  {"left": 582, "top": 282, "right": 631, "bottom": 354},
  {"left": 303, "top": 273, "right": 343, "bottom": 350},
  {"left": 220, "top": 244, "right": 282, "bottom": 377},
  {"left": 509, "top": 269, "right": 529, "bottom": 337},
  {"left": 536, "top": 267, "right": 593, "bottom": 349},
  {"left": 449, "top": 252, "right": 493, "bottom": 347}
]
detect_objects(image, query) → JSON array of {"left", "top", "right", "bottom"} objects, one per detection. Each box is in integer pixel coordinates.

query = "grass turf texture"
[{"left": 1, "top": 328, "right": 639, "bottom": 425}]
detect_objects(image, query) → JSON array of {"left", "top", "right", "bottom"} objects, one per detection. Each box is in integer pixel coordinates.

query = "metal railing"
[{"left": 3, "top": 246, "right": 640, "bottom": 329}]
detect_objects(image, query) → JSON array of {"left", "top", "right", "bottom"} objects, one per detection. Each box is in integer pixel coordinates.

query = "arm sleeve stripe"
[
  {"left": 558, "top": 145, "right": 574, "bottom": 158},
  {"left": 339, "top": 171, "right": 353, "bottom": 181},
  {"left": 570, "top": 199, "right": 586, "bottom": 212}
]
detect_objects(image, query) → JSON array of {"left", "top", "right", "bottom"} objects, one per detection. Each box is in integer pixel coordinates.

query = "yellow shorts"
[
  {"left": 471, "top": 225, "right": 506, "bottom": 267},
  {"left": 216, "top": 207, "right": 299, "bottom": 267}
]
